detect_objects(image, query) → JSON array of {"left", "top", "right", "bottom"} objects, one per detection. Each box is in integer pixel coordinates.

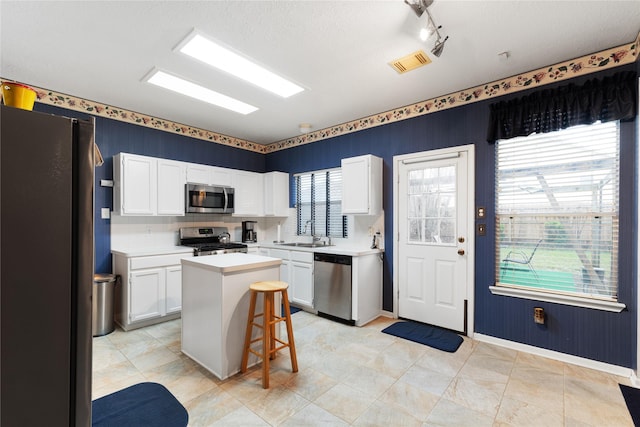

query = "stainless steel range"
[{"left": 179, "top": 227, "right": 248, "bottom": 256}]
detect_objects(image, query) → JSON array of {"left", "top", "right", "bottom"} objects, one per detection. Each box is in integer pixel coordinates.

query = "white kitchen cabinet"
[
  {"left": 263, "top": 171, "right": 290, "bottom": 217},
  {"left": 113, "top": 251, "right": 189, "bottom": 330},
  {"left": 341, "top": 154, "right": 383, "bottom": 215},
  {"left": 269, "top": 248, "right": 313, "bottom": 308},
  {"left": 269, "top": 249, "right": 290, "bottom": 289},
  {"left": 211, "top": 167, "right": 233, "bottom": 187},
  {"left": 186, "top": 164, "right": 233, "bottom": 187},
  {"left": 157, "top": 159, "right": 186, "bottom": 216},
  {"left": 233, "top": 170, "right": 264, "bottom": 216},
  {"left": 351, "top": 252, "right": 383, "bottom": 326},
  {"left": 114, "top": 153, "right": 157, "bottom": 215},
  {"left": 129, "top": 268, "right": 164, "bottom": 322},
  {"left": 165, "top": 265, "right": 183, "bottom": 314},
  {"left": 114, "top": 153, "right": 186, "bottom": 216},
  {"left": 186, "top": 163, "right": 212, "bottom": 185},
  {"left": 290, "top": 251, "right": 314, "bottom": 307}
]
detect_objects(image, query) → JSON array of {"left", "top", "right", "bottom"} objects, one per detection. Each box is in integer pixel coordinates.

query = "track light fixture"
[
  {"left": 404, "top": 0, "right": 434, "bottom": 18},
  {"left": 431, "top": 35, "right": 448, "bottom": 57},
  {"left": 405, "top": 0, "right": 448, "bottom": 57}
]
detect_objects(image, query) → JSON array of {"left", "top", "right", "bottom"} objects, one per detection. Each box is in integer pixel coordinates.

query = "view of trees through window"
[{"left": 495, "top": 121, "right": 619, "bottom": 300}]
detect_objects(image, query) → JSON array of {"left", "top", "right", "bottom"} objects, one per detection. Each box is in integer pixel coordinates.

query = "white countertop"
[
  {"left": 181, "top": 253, "right": 282, "bottom": 274},
  {"left": 258, "top": 242, "right": 383, "bottom": 257},
  {"left": 111, "top": 246, "right": 193, "bottom": 257}
]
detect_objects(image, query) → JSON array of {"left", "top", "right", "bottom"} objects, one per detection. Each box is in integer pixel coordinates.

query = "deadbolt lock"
[{"left": 458, "top": 237, "right": 465, "bottom": 243}]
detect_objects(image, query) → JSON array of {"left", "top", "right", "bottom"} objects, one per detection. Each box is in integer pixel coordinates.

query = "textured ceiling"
[{"left": 1, "top": 1, "right": 639, "bottom": 145}]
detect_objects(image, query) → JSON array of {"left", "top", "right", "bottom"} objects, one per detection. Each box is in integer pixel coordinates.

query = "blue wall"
[
  {"left": 266, "top": 64, "right": 639, "bottom": 368},
  {"left": 35, "top": 62, "right": 638, "bottom": 368}
]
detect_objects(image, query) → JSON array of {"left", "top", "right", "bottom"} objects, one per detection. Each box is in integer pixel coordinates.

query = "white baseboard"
[{"left": 474, "top": 333, "right": 634, "bottom": 379}]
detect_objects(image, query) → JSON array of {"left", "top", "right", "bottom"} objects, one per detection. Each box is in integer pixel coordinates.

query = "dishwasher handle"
[{"left": 314, "top": 253, "right": 352, "bottom": 265}]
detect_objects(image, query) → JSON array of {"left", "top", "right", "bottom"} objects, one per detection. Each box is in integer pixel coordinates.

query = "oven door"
[{"left": 185, "top": 184, "right": 235, "bottom": 214}]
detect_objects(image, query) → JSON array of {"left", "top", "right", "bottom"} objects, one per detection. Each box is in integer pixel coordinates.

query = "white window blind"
[
  {"left": 495, "top": 121, "right": 619, "bottom": 301},
  {"left": 296, "top": 168, "right": 347, "bottom": 238}
]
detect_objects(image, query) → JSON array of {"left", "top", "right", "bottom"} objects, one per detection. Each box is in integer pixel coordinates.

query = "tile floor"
[{"left": 93, "top": 312, "right": 634, "bottom": 426}]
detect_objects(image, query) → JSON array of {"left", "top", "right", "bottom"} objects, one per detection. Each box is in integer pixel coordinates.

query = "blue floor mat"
[
  {"left": 92, "top": 382, "right": 188, "bottom": 427},
  {"left": 619, "top": 384, "right": 640, "bottom": 425},
  {"left": 382, "top": 320, "right": 463, "bottom": 353}
]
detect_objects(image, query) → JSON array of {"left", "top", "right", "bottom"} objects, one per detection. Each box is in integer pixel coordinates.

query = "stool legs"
[
  {"left": 281, "top": 290, "right": 298, "bottom": 373},
  {"left": 241, "top": 286, "right": 298, "bottom": 389},
  {"left": 261, "top": 291, "right": 271, "bottom": 388},
  {"left": 241, "top": 291, "right": 258, "bottom": 373}
]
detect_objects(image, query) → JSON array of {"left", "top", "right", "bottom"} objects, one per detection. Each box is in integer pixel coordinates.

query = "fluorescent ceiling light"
[
  {"left": 145, "top": 70, "right": 258, "bottom": 115},
  {"left": 178, "top": 32, "right": 304, "bottom": 98}
]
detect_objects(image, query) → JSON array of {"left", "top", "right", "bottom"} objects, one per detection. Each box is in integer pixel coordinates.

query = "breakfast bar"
[{"left": 181, "top": 253, "right": 282, "bottom": 380}]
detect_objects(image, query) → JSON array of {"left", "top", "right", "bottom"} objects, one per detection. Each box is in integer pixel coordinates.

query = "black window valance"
[{"left": 487, "top": 71, "right": 637, "bottom": 142}]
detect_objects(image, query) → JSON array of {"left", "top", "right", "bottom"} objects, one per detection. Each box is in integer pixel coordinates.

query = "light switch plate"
[
  {"left": 101, "top": 208, "right": 110, "bottom": 219},
  {"left": 100, "top": 179, "right": 114, "bottom": 187}
]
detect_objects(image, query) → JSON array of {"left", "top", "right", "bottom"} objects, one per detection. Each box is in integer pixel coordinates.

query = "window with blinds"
[
  {"left": 495, "top": 121, "right": 619, "bottom": 301},
  {"left": 295, "top": 168, "right": 347, "bottom": 238}
]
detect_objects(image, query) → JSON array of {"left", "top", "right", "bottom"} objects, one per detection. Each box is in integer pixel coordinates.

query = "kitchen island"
[{"left": 181, "top": 253, "right": 282, "bottom": 380}]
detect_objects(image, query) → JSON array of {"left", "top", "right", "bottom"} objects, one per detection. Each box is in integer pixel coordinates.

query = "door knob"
[{"left": 457, "top": 249, "right": 465, "bottom": 256}]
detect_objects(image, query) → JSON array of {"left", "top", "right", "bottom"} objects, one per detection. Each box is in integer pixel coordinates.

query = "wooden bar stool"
[{"left": 241, "top": 280, "right": 298, "bottom": 388}]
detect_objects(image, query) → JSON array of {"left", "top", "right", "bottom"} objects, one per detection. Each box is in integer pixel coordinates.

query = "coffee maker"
[{"left": 242, "top": 221, "right": 257, "bottom": 243}]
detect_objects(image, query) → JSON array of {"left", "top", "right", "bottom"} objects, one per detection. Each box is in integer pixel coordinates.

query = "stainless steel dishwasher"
[{"left": 313, "top": 253, "right": 353, "bottom": 324}]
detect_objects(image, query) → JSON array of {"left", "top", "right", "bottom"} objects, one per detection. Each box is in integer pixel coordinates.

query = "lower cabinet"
[
  {"left": 129, "top": 268, "right": 164, "bottom": 323},
  {"left": 269, "top": 248, "right": 313, "bottom": 308},
  {"left": 266, "top": 246, "right": 383, "bottom": 324},
  {"left": 114, "top": 252, "right": 190, "bottom": 331},
  {"left": 290, "top": 251, "right": 313, "bottom": 307}
]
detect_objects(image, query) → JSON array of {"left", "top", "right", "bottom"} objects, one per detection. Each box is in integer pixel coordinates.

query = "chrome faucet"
[{"left": 303, "top": 220, "right": 321, "bottom": 242}]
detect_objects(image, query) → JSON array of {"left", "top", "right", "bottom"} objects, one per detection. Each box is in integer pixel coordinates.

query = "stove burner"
[{"left": 179, "top": 227, "right": 248, "bottom": 256}]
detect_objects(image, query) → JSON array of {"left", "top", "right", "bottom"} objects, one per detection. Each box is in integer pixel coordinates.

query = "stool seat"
[
  {"left": 249, "top": 280, "right": 289, "bottom": 293},
  {"left": 241, "top": 280, "right": 298, "bottom": 388}
]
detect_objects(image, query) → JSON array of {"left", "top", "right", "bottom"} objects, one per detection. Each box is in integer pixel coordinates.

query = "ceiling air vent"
[{"left": 389, "top": 50, "right": 432, "bottom": 74}]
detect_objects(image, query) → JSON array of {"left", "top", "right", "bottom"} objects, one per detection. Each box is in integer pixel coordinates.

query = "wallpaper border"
[{"left": 4, "top": 32, "right": 638, "bottom": 155}]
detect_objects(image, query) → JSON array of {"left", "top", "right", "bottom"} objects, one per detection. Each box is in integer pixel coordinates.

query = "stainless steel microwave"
[{"left": 185, "top": 183, "right": 235, "bottom": 214}]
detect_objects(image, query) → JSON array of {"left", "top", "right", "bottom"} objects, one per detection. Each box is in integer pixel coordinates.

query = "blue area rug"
[
  {"left": 92, "top": 382, "right": 188, "bottom": 427},
  {"left": 382, "top": 321, "right": 463, "bottom": 353},
  {"left": 283, "top": 304, "right": 302, "bottom": 314},
  {"left": 619, "top": 384, "right": 640, "bottom": 425}
]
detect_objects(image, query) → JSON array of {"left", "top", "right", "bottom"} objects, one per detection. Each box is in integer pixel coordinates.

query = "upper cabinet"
[
  {"left": 185, "top": 164, "right": 211, "bottom": 185},
  {"left": 186, "top": 164, "right": 233, "bottom": 187},
  {"left": 157, "top": 159, "right": 187, "bottom": 216},
  {"left": 114, "top": 153, "right": 185, "bottom": 216},
  {"left": 114, "top": 153, "right": 157, "bottom": 216},
  {"left": 263, "top": 171, "right": 290, "bottom": 217},
  {"left": 341, "top": 154, "right": 383, "bottom": 215},
  {"left": 114, "top": 152, "right": 289, "bottom": 217},
  {"left": 232, "top": 170, "right": 264, "bottom": 216}
]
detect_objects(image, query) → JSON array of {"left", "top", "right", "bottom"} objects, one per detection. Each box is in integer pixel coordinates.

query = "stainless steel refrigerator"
[{"left": 1, "top": 105, "right": 95, "bottom": 426}]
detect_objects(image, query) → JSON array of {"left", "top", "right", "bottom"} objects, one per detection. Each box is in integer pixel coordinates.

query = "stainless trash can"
[{"left": 93, "top": 273, "right": 117, "bottom": 337}]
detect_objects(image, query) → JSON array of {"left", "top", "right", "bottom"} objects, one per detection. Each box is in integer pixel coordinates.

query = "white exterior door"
[{"left": 396, "top": 147, "right": 474, "bottom": 333}]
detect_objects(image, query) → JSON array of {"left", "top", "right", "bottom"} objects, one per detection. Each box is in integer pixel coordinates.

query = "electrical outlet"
[{"left": 101, "top": 208, "right": 110, "bottom": 219}]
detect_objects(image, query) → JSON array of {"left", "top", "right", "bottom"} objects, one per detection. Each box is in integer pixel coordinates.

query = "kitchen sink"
[{"left": 280, "top": 242, "right": 334, "bottom": 248}]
